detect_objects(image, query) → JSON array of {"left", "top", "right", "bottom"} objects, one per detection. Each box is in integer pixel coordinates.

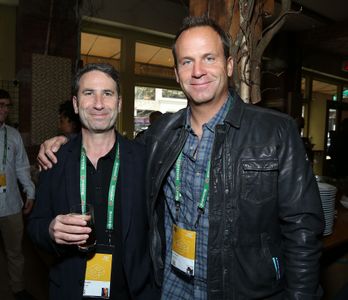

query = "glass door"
[{"left": 325, "top": 87, "right": 348, "bottom": 177}]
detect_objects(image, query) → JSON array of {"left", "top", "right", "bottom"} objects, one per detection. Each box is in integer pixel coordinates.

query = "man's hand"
[
  {"left": 23, "top": 198, "right": 34, "bottom": 215},
  {"left": 49, "top": 214, "right": 91, "bottom": 245},
  {"left": 37, "top": 136, "right": 68, "bottom": 170}
]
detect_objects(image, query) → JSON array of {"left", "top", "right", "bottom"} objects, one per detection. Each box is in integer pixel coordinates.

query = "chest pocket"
[{"left": 241, "top": 159, "right": 278, "bottom": 204}]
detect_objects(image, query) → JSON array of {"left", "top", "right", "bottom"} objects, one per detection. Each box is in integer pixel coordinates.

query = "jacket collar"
[
  {"left": 166, "top": 108, "right": 187, "bottom": 131},
  {"left": 68, "top": 132, "right": 82, "bottom": 159},
  {"left": 67, "top": 131, "right": 122, "bottom": 156},
  {"left": 172, "top": 88, "right": 245, "bottom": 130},
  {"left": 224, "top": 88, "right": 244, "bottom": 129}
]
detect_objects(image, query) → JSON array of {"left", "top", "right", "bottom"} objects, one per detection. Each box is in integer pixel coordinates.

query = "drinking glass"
[{"left": 70, "top": 203, "right": 96, "bottom": 252}]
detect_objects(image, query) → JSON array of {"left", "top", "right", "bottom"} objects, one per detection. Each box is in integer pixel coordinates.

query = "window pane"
[
  {"left": 135, "top": 42, "right": 174, "bottom": 79},
  {"left": 134, "top": 86, "right": 187, "bottom": 136},
  {"left": 312, "top": 80, "right": 337, "bottom": 101},
  {"left": 301, "top": 77, "right": 306, "bottom": 99},
  {"left": 162, "top": 89, "right": 185, "bottom": 99},
  {"left": 343, "top": 87, "right": 348, "bottom": 103},
  {"left": 327, "top": 109, "right": 337, "bottom": 149},
  {"left": 135, "top": 87, "right": 155, "bottom": 101}
]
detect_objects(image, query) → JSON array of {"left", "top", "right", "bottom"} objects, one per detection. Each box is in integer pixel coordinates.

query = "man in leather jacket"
[
  {"left": 141, "top": 16, "right": 324, "bottom": 299},
  {"left": 37, "top": 16, "right": 324, "bottom": 300}
]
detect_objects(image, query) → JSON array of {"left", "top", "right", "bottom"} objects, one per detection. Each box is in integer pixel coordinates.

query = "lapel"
[
  {"left": 65, "top": 134, "right": 83, "bottom": 210},
  {"left": 117, "top": 133, "right": 134, "bottom": 244}
]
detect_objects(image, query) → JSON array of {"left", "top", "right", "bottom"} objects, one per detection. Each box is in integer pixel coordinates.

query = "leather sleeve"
[{"left": 277, "top": 118, "right": 324, "bottom": 299}]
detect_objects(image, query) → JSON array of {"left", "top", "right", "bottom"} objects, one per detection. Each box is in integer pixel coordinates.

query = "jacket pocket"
[
  {"left": 241, "top": 159, "right": 278, "bottom": 204},
  {"left": 260, "top": 233, "right": 284, "bottom": 282},
  {"left": 233, "top": 233, "right": 284, "bottom": 298}
]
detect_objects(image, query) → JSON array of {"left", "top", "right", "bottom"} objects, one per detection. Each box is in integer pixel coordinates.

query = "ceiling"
[
  {"left": 2, "top": 0, "right": 348, "bottom": 59},
  {"left": 2, "top": 0, "right": 348, "bottom": 96},
  {"left": 277, "top": 0, "right": 348, "bottom": 57},
  {"left": 81, "top": 33, "right": 121, "bottom": 60},
  {"left": 81, "top": 0, "right": 348, "bottom": 67},
  {"left": 289, "top": 0, "right": 348, "bottom": 26},
  {"left": 81, "top": 32, "right": 174, "bottom": 67}
]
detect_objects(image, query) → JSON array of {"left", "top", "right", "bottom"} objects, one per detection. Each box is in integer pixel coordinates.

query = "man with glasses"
[{"left": 0, "top": 89, "right": 35, "bottom": 300}]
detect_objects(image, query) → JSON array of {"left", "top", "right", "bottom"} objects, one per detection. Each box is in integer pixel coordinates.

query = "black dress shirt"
[{"left": 86, "top": 142, "right": 131, "bottom": 300}]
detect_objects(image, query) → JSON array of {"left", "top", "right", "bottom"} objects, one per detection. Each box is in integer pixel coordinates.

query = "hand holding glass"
[{"left": 70, "top": 203, "right": 96, "bottom": 252}]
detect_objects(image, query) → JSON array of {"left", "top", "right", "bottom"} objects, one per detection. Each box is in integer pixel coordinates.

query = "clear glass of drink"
[{"left": 70, "top": 203, "right": 96, "bottom": 252}]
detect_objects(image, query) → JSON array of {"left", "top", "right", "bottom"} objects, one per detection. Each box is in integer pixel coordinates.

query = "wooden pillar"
[
  {"left": 189, "top": 0, "right": 208, "bottom": 16},
  {"left": 16, "top": 0, "right": 78, "bottom": 162}
]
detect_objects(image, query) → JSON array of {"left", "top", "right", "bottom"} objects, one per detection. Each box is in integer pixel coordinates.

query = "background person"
[
  {"left": 58, "top": 99, "right": 81, "bottom": 137},
  {"left": 0, "top": 89, "right": 36, "bottom": 300},
  {"left": 328, "top": 118, "right": 348, "bottom": 179},
  {"left": 135, "top": 110, "right": 163, "bottom": 139},
  {"left": 148, "top": 111, "right": 163, "bottom": 125}
]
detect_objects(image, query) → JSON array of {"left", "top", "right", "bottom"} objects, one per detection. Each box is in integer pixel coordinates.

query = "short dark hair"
[
  {"left": 59, "top": 100, "right": 81, "bottom": 130},
  {"left": 172, "top": 15, "right": 231, "bottom": 67},
  {"left": 0, "top": 89, "right": 10, "bottom": 100},
  {"left": 73, "top": 63, "right": 121, "bottom": 96},
  {"left": 149, "top": 110, "right": 163, "bottom": 125}
]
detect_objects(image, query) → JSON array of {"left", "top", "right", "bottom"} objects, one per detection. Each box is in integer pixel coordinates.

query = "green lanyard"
[
  {"left": 175, "top": 151, "right": 211, "bottom": 227},
  {"left": 80, "top": 143, "right": 120, "bottom": 231},
  {"left": 173, "top": 98, "right": 230, "bottom": 226},
  {"left": 2, "top": 126, "right": 7, "bottom": 169}
]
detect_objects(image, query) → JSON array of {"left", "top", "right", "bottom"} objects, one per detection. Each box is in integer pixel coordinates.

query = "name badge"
[
  {"left": 0, "top": 173, "right": 6, "bottom": 193},
  {"left": 83, "top": 253, "right": 112, "bottom": 298},
  {"left": 171, "top": 224, "right": 196, "bottom": 276}
]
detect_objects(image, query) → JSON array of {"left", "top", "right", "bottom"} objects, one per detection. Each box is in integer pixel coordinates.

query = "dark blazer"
[{"left": 27, "top": 133, "right": 158, "bottom": 300}]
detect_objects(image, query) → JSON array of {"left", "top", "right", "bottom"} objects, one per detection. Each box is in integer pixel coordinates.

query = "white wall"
[{"left": 309, "top": 92, "right": 328, "bottom": 151}]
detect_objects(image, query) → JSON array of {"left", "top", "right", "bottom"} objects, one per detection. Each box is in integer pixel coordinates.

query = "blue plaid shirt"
[{"left": 162, "top": 95, "right": 232, "bottom": 299}]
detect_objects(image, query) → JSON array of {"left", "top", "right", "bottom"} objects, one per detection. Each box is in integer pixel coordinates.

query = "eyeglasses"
[{"left": 0, "top": 103, "right": 12, "bottom": 109}]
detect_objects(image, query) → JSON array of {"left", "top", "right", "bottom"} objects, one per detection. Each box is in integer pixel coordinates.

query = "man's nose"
[
  {"left": 192, "top": 61, "right": 205, "bottom": 78},
  {"left": 94, "top": 93, "right": 104, "bottom": 108}
]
